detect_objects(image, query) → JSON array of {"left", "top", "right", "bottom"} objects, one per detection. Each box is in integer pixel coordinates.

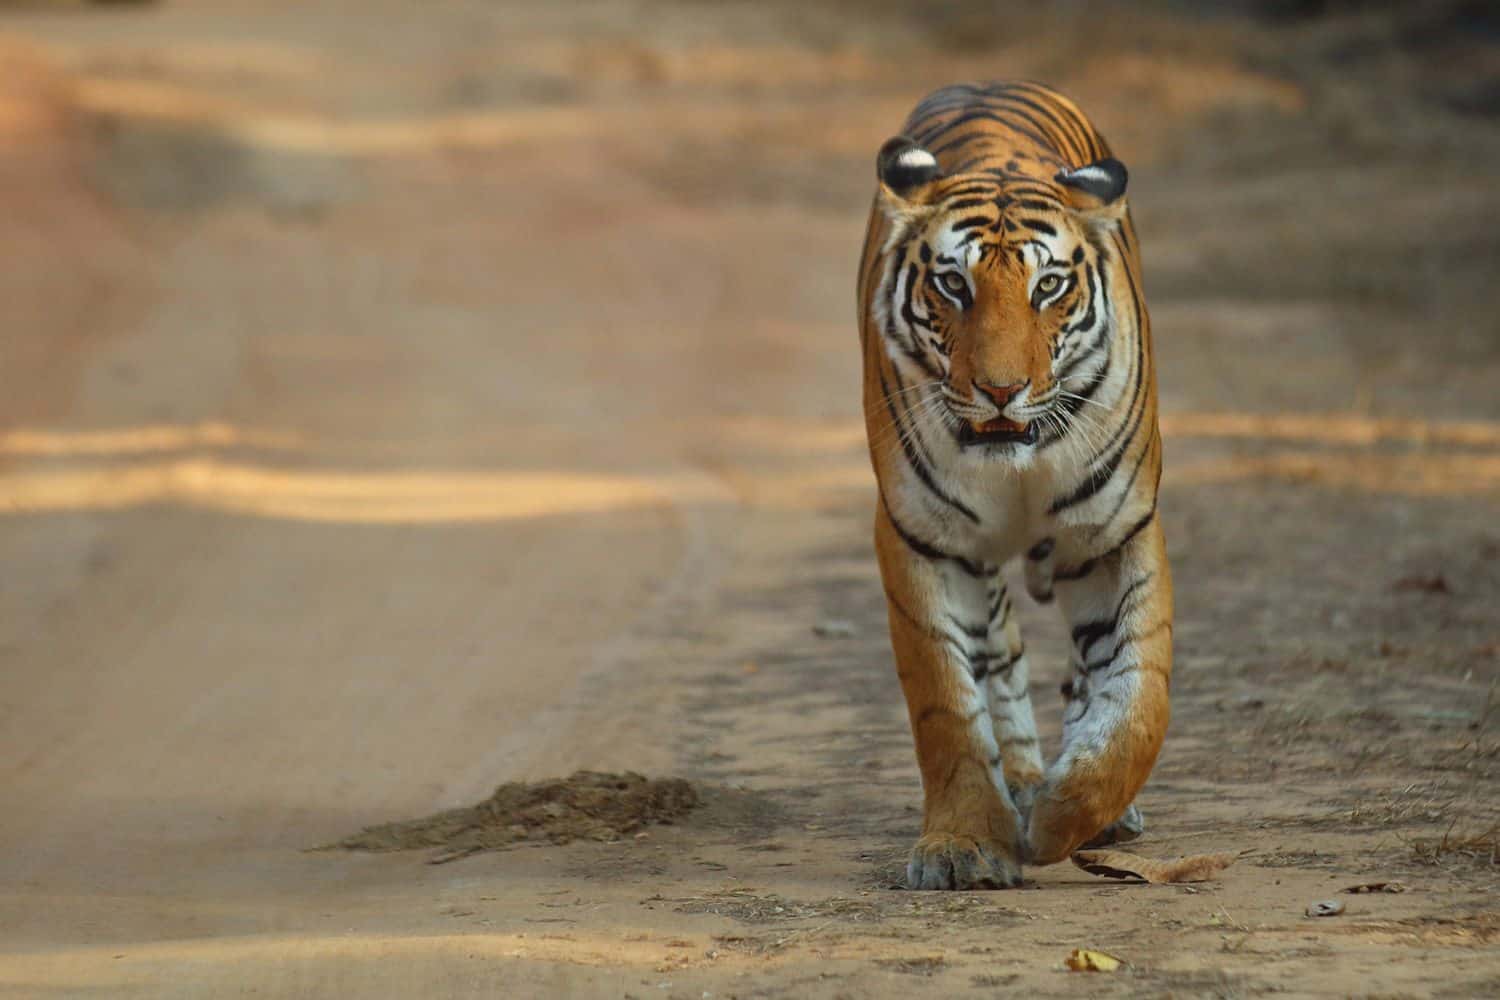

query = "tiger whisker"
[{"left": 863, "top": 379, "right": 945, "bottom": 419}]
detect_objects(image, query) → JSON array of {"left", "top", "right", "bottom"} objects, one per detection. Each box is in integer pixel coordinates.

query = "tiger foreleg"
[
  {"left": 982, "top": 579, "right": 1045, "bottom": 822},
  {"left": 876, "top": 506, "right": 1024, "bottom": 889},
  {"left": 1024, "top": 516, "right": 1173, "bottom": 865}
]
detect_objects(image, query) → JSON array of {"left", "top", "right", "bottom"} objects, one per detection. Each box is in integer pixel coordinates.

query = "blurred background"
[{"left": 1, "top": 1, "right": 1497, "bottom": 996}]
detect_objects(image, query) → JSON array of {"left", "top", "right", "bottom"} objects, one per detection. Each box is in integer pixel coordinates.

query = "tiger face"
[{"left": 874, "top": 138, "right": 1129, "bottom": 457}]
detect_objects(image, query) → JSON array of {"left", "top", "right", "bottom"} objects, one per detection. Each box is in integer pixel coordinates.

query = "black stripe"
[
  {"left": 1093, "top": 428, "right": 1158, "bottom": 541},
  {"left": 881, "top": 259, "right": 938, "bottom": 378},
  {"left": 1069, "top": 572, "right": 1153, "bottom": 661},
  {"left": 971, "top": 646, "right": 1024, "bottom": 682},
  {"left": 1087, "top": 620, "right": 1171, "bottom": 675},
  {"left": 880, "top": 367, "right": 980, "bottom": 524},
  {"left": 1047, "top": 397, "right": 1136, "bottom": 513},
  {"left": 952, "top": 155, "right": 995, "bottom": 173},
  {"left": 885, "top": 305, "right": 940, "bottom": 380},
  {"left": 882, "top": 585, "right": 976, "bottom": 673},
  {"left": 1003, "top": 83, "right": 1100, "bottom": 162},
  {"left": 917, "top": 109, "right": 1055, "bottom": 159},
  {"left": 1061, "top": 263, "right": 1099, "bottom": 335},
  {"left": 1071, "top": 621, "right": 1113, "bottom": 660},
  {"left": 898, "top": 261, "right": 929, "bottom": 332},
  {"left": 1055, "top": 506, "right": 1157, "bottom": 582},
  {"left": 889, "top": 260, "right": 943, "bottom": 379},
  {"left": 1089, "top": 235, "right": 1148, "bottom": 459},
  {"left": 1056, "top": 337, "right": 1111, "bottom": 413},
  {"left": 938, "top": 181, "right": 1005, "bottom": 200},
  {"left": 949, "top": 616, "right": 989, "bottom": 640},
  {"left": 985, "top": 96, "right": 1076, "bottom": 161},
  {"left": 916, "top": 705, "right": 985, "bottom": 727},
  {"left": 879, "top": 491, "right": 988, "bottom": 577},
  {"left": 1048, "top": 242, "right": 1146, "bottom": 512}
]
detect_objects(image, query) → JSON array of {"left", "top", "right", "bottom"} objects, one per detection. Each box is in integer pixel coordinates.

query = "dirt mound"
[{"left": 324, "top": 771, "right": 699, "bottom": 863}]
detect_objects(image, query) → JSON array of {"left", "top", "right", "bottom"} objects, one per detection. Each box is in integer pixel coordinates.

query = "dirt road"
[{"left": 2, "top": 2, "right": 1497, "bottom": 996}]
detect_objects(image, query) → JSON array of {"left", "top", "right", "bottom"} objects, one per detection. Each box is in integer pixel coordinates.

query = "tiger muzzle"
[
  {"left": 960, "top": 379, "right": 1036, "bottom": 446},
  {"left": 958, "top": 416, "right": 1038, "bottom": 447}
]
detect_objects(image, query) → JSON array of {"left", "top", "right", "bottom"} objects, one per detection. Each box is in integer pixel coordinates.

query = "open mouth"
[{"left": 957, "top": 417, "right": 1038, "bottom": 447}]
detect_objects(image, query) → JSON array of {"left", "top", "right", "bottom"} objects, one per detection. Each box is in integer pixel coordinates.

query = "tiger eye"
[
  {"left": 940, "top": 272, "right": 967, "bottom": 296},
  {"left": 1037, "top": 275, "right": 1061, "bottom": 295}
]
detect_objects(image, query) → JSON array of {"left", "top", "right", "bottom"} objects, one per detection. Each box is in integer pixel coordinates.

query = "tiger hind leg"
[
  {"left": 1080, "top": 803, "right": 1145, "bottom": 848},
  {"left": 1025, "top": 516, "right": 1173, "bottom": 864},
  {"left": 993, "top": 564, "right": 1147, "bottom": 852}
]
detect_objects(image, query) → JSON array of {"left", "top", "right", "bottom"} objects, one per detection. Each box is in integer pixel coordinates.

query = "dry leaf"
[
  {"left": 1064, "top": 948, "right": 1122, "bottom": 972},
  {"left": 1071, "top": 849, "right": 1236, "bottom": 884},
  {"left": 1306, "top": 899, "right": 1345, "bottom": 917},
  {"left": 1342, "top": 881, "right": 1407, "bottom": 894}
]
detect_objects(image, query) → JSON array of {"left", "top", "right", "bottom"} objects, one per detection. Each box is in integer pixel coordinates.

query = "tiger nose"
[{"left": 974, "top": 380, "right": 1027, "bottom": 410}]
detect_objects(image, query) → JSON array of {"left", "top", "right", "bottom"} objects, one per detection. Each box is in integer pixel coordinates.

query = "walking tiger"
[{"left": 856, "top": 81, "right": 1172, "bottom": 889}]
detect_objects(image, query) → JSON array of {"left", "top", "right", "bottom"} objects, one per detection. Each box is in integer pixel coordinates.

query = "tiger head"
[{"left": 873, "top": 136, "right": 1130, "bottom": 454}]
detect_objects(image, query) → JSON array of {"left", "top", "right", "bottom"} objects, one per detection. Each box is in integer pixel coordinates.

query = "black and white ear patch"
[
  {"left": 877, "top": 136, "right": 942, "bottom": 196},
  {"left": 1055, "top": 157, "right": 1128, "bottom": 205}
]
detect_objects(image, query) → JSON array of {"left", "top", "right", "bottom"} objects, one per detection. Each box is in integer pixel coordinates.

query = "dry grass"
[
  {"left": 667, "top": 888, "right": 883, "bottom": 925},
  {"left": 665, "top": 886, "right": 1030, "bottom": 930},
  {"left": 874, "top": 955, "right": 947, "bottom": 976},
  {"left": 1404, "top": 822, "right": 1500, "bottom": 867},
  {"left": 1344, "top": 781, "right": 1458, "bottom": 827}
]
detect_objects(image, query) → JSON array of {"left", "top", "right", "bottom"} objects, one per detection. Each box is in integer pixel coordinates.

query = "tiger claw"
[{"left": 1080, "top": 803, "right": 1145, "bottom": 849}]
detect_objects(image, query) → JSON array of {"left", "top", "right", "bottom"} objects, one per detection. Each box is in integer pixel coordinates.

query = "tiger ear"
[
  {"left": 877, "top": 136, "right": 943, "bottom": 220},
  {"left": 1055, "top": 157, "right": 1128, "bottom": 226}
]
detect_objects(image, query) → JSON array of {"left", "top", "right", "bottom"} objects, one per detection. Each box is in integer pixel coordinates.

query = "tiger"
[{"left": 856, "top": 81, "right": 1172, "bottom": 889}]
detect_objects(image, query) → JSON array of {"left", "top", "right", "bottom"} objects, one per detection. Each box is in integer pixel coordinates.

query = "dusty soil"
[{"left": 1, "top": 1, "right": 1497, "bottom": 997}]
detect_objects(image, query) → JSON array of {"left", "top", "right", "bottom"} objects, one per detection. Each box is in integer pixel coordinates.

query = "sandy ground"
[{"left": 1, "top": 1, "right": 1498, "bottom": 996}]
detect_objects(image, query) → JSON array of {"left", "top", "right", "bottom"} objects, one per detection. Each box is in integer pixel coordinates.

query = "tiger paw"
[
  {"left": 905, "top": 833, "right": 1022, "bottom": 890},
  {"left": 1080, "top": 803, "right": 1145, "bottom": 848},
  {"left": 1007, "top": 781, "right": 1042, "bottom": 829}
]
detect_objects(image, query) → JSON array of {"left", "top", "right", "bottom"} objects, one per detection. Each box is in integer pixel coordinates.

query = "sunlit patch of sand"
[
  {"left": 74, "top": 41, "right": 331, "bottom": 83},
  {"left": 1160, "top": 412, "right": 1500, "bottom": 449},
  {"left": 2, "top": 409, "right": 1496, "bottom": 524},
  {"left": 0, "top": 422, "right": 303, "bottom": 457},
  {"left": 67, "top": 76, "right": 832, "bottom": 156},
  {"left": 0, "top": 460, "right": 701, "bottom": 524},
  {"left": 0, "top": 929, "right": 748, "bottom": 988},
  {"left": 1173, "top": 452, "right": 1500, "bottom": 496}
]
